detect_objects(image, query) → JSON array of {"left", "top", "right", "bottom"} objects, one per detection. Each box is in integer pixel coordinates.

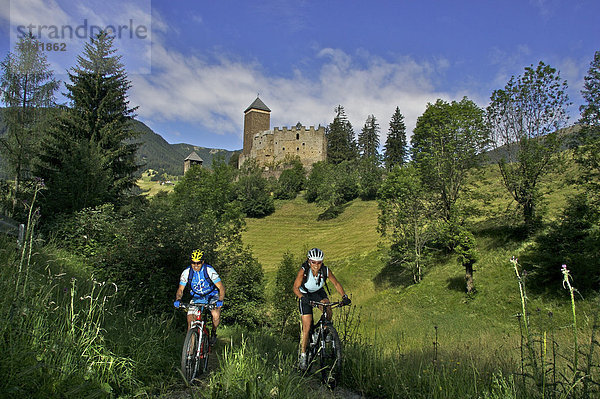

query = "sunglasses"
[{"left": 192, "top": 261, "right": 202, "bottom": 264}]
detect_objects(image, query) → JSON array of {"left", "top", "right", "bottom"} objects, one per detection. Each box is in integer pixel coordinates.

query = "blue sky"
[{"left": 1, "top": 0, "right": 599, "bottom": 151}]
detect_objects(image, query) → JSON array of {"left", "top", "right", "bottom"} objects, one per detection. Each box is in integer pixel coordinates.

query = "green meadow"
[{"left": 242, "top": 159, "right": 600, "bottom": 396}]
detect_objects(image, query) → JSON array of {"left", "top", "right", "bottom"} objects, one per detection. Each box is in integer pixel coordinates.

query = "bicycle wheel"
[
  {"left": 199, "top": 328, "right": 210, "bottom": 374},
  {"left": 319, "top": 326, "right": 342, "bottom": 388},
  {"left": 181, "top": 328, "right": 200, "bottom": 383}
]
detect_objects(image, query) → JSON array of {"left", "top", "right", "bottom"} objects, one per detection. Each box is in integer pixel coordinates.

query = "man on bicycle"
[
  {"left": 293, "top": 247, "right": 351, "bottom": 370},
  {"left": 174, "top": 249, "right": 225, "bottom": 346}
]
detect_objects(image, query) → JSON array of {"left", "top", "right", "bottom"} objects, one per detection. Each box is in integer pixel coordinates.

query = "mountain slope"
[{"left": 131, "top": 119, "right": 238, "bottom": 176}]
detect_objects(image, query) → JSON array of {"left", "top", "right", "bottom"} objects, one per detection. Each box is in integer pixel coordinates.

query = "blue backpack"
[{"left": 185, "top": 264, "right": 217, "bottom": 298}]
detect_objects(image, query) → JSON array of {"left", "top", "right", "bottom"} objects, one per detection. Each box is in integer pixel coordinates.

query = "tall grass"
[{"left": 0, "top": 236, "right": 182, "bottom": 398}]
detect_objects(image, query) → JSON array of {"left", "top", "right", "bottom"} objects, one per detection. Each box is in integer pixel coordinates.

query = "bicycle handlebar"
[
  {"left": 309, "top": 300, "right": 344, "bottom": 308},
  {"left": 178, "top": 302, "right": 219, "bottom": 311}
]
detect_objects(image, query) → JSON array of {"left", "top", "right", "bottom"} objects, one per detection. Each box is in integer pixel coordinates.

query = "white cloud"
[
  {"left": 130, "top": 45, "right": 460, "bottom": 146},
  {"left": 3, "top": 0, "right": 152, "bottom": 77}
]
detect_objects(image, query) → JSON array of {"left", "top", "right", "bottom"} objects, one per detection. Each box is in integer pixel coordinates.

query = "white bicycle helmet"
[{"left": 307, "top": 248, "right": 324, "bottom": 261}]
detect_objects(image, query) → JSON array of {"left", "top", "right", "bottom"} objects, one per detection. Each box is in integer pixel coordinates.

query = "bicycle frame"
[
  {"left": 308, "top": 300, "right": 341, "bottom": 347},
  {"left": 180, "top": 303, "right": 215, "bottom": 383},
  {"left": 305, "top": 300, "right": 344, "bottom": 387}
]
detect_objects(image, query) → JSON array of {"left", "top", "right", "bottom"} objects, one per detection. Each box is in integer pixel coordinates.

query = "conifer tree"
[
  {"left": 326, "top": 105, "right": 357, "bottom": 164},
  {"left": 0, "top": 34, "right": 59, "bottom": 208},
  {"left": 358, "top": 114, "right": 380, "bottom": 159},
  {"left": 37, "top": 31, "right": 140, "bottom": 216},
  {"left": 384, "top": 106, "right": 407, "bottom": 170}
]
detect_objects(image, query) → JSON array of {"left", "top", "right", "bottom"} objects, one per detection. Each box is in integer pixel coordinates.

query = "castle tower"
[{"left": 243, "top": 97, "right": 271, "bottom": 155}]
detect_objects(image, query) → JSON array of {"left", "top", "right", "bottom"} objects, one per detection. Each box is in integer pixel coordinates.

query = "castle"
[{"left": 238, "top": 97, "right": 327, "bottom": 170}]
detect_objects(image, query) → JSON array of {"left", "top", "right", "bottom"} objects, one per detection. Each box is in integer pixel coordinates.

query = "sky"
[{"left": 0, "top": 0, "right": 599, "bottom": 151}]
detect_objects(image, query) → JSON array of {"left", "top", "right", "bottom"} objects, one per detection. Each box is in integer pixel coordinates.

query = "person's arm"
[
  {"left": 175, "top": 284, "right": 185, "bottom": 301},
  {"left": 293, "top": 268, "right": 305, "bottom": 299},
  {"left": 327, "top": 270, "right": 346, "bottom": 298},
  {"left": 215, "top": 281, "right": 225, "bottom": 301}
]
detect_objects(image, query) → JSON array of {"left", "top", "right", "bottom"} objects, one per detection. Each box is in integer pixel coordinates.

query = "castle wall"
[{"left": 240, "top": 125, "right": 326, "bottom": 170}]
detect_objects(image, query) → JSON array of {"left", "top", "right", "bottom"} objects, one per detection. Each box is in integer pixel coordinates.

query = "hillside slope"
[
  {"left": 242, "top": 160, "right": 594, "bottom": 349},
  {"left": 131, "top": 119, "right": 237, "bottom": 175},
  {"left": 0, "top": 108, "right": 237, "bottom": 178},
  {"left": 242, "top": 196, "right": 380, "bottom": 275}
]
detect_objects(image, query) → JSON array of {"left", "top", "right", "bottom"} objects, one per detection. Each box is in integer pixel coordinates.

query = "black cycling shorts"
[{"left": 298, "top": 288, "right": 328, "bottom": 315}]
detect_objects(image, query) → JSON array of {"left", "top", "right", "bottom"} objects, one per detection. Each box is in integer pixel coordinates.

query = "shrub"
[{"left": 523, "top": 193, "right": 600, "bottom": 292}]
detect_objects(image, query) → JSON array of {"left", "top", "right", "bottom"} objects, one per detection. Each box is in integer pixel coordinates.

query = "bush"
[
  {"left": 305, "top": 161, "right": 358, "bottom": 210},
  {"left": 270, "top": 251, "right": 301, "bottom": 337},
  {"left": 523, "top": 193, "right": 600, "bottom": 292},
  {"left": 235, "top": 160, "right": 275, "bottom": 218},
  {"left": 274, "top": 160, "right": 305, "bottom": 200},
  {"left": 221, "top": 246, "right": 266, "bottom": 327},
  {"left": 357, "top": 157, "right": 383, "bottom": 200}
]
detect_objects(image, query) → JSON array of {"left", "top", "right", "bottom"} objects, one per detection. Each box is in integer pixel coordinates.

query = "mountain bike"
[
  {"left": 179, "top": 302, "right": 216, "bottom": 383},
  {"left": 304, "top": 300, "right": 344, "bottom": 388}
]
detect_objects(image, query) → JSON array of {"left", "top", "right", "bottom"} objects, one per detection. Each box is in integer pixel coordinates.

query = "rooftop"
[{"left": 244, "top": 97, "right": 271, "bottom": 113}]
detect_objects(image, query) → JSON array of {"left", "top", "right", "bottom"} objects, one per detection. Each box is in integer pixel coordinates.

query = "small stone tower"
[
  {"left": 183, "top": 151, "right": 203, "bottom": 173},
  {"left": 243, "top": 97, "right": 271, "bottom": 155}
]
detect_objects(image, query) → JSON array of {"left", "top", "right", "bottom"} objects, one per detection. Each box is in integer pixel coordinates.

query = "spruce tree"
[
  {"left": 326, "top": 105, "right": 357, "bottom": 164},
  {"left": 358, "top": 114, "right": 380, "bottom": 159},
  {"left": 384, "top": 106, "right": 407, "bottom": 170},
  {"left": 37, "top": 31, "right": 140, "bottom": 216}
]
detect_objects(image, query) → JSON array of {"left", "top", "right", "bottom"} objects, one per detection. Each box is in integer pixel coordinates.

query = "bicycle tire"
[
  {"left": 319, "top": 326, "right": 342, "bottom": 388},
  {"left": 181, "top": 328, "right": 200, "bottom": 383},
  {"left": 199, "top": 328, "right": 210, "bottom": 374}
]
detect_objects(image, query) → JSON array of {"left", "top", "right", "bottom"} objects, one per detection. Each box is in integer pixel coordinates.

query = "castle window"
[
  {"left": 282, "top": 147, "right": 285, "bottom": 151},
  {"left": 302, "top": 143, "right": 305, "bottom": 146},
  {"left": 296, "top": 147, "right": 299, "bottom": 151},
  {"left": 296, "top": 133, "right": 299, "bottom": 140}
]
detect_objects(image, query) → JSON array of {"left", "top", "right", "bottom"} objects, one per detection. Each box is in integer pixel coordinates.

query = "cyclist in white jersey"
[{"left": 293, "top": 248, "right": 351, "bottom": 370}]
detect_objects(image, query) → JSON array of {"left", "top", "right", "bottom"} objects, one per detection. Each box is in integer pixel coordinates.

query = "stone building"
[
  {"left": 238, "top": 97, "right": 326, "bottom": 170},
  {"left": 183, "top": 151, "right": 203, "bottom": 173}
]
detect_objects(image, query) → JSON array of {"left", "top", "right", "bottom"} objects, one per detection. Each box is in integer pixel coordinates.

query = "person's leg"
[
  {"left": 209, "top": 301, "right": 221, "bottom": 345},
  {"left": 210, "top": 307, "right": 221, "bottom": 332},
  {"left": 301, "top": 314, "right": 313, "bottom": 353}
]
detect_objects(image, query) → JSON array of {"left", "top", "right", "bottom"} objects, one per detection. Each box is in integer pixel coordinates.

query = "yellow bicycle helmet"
[{"left": 191, "top": 249, "right": 204, "bottom": 262}]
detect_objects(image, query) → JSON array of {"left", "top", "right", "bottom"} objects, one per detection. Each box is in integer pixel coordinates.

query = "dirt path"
[{"left": 157, "top": 338, "right": 367, "bottom": 399}]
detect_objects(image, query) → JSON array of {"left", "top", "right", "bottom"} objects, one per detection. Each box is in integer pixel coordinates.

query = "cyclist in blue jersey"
[
  {"left": 293, "top": 247, "right": 351, "bottom": 370},
  {"left": 174, "top": 249, "right": 225, "bottom": 345}
]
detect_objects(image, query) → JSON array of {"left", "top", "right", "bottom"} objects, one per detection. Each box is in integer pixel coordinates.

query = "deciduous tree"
[
  {"left": 487, "top": 61, "right": 570, "bottom": 230},
  {"left": 411, "top": 97, "right": 489, "bottom": 221},
  {"left": 575, "top": 51, "right": 600, "bottom": 200},
  {"left": 378, "top": 165, "right": 438, "bottom": 283}
]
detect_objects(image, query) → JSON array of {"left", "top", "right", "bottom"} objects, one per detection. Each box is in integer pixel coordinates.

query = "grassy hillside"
[
  {"left": 243, "top": 196, "right": 380, "bottom": 276},
  {"left": 136, "top": 169, "right": 176, "bottom": 196},
  {"left": 242, "top": 159, "right": 596, "bottom": 352}
]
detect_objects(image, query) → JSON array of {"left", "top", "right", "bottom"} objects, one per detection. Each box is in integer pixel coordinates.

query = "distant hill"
[
  {"left": 0, "top": 108, "right": 240, "bottom": 178},
  {"left": 130, "top": 120, "right": 239, "bottom": 176}
]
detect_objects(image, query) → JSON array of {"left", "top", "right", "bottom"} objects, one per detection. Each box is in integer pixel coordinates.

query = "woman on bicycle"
[
  {"left": 174, "top": 249, "right": 225, "bottom": 346},
  {"left": 293, "top": 247, "right": 351, "bottom": 370}
]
